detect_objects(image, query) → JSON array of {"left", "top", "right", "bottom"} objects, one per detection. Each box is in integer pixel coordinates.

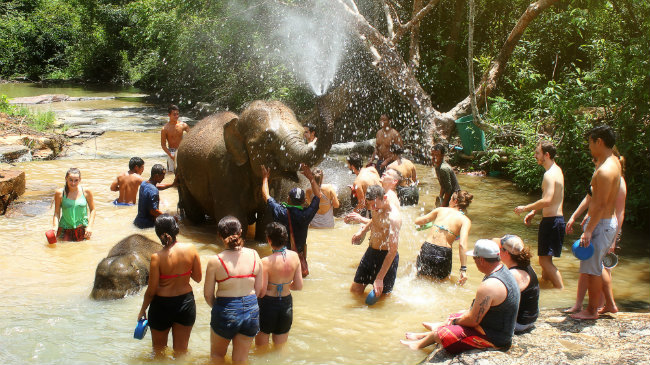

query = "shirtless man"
[
  {"left": 346, "top": 168, "right": 401, "bottom": 225},
  {"left": 514, "top": 140, "right": 565, "bottom": 289},
  {"left": 345, "top": 153, "right": 381, "bottom": 218},
  {"left": 369, "top": 115, "right": 403, "bottom": 175},
  {"left": 161, "top": 105, "right": 189, "bottom": 174},
  {"left": 387, "top": 144, "right": 419, "bottom": 206},
  {"left": 350, "top": 185, "right": 402, "bottom": 299},
  {"left": 571, "top": 125, "right": 621, "bottom": 320},
  {"left": 110, "top": 157, "right": 145, "bottom": 205}
]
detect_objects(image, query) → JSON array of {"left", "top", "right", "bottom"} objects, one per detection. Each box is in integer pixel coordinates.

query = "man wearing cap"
[
  {"left": 261, "top": 164, "right": 321, "bottom": 277},
  {"left": 350, "top": 185, "right": 401, "bottom": 300},
  {"left": 495, "top": 235, "right": 539, "bottom": 333},
  {"left": 401, "top": 239, "right": 520, "bottom": 354}
]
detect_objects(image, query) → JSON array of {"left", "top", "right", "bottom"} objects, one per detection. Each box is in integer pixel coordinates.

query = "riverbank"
[{"left": 423, "top": 309, "right": 650, "bottom": 365}]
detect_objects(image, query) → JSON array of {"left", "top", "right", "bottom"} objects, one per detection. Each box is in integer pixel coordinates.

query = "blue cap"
[{"left": 289, "top": 188, "right": 305, "bottom": 203}]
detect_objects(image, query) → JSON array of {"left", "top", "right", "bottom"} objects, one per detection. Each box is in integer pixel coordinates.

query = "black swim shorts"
[
  {"left": 538, "top": 216, "right": 565, "bottom": 257},
  {"left": 258, "top": 294, "right": 293, "bottom": 335},
  {"left": 353, "top": 246, "right": 399, "bottom": 293},
  {"left": 416, "top": 242, "right": 452, "bottom": 279},
  {"left": 148, "top": 292, "right": 196, "bottom": 331}
]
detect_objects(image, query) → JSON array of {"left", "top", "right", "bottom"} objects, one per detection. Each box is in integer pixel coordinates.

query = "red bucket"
[{"left": 45, "top": 229, "right": 57, "bottom": 244}]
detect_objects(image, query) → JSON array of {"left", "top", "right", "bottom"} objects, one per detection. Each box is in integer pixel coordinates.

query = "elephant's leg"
[{"left": 178, "top": 183, "right": 205, "bottom": 224}]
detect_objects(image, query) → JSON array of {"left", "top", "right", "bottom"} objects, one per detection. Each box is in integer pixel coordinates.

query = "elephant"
[
  {"left": 176, "top": 97, "right": 336, "bottom": 240},
  {"left": 90, "top": 234, "right": 161, "bottom": 300}
]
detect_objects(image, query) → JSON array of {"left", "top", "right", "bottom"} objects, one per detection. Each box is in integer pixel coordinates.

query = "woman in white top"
[{"left": 306, "top": 168, "right": 340, "bottom": 228}]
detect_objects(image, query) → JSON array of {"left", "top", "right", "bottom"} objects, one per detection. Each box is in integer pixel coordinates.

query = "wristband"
[{"left": 460, "top": 266, "right": 467, "bottom": 271}]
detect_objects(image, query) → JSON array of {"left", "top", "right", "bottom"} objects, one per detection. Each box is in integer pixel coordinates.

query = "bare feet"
[
  {"left": 563, "top": 305, "right": 581, "bottom": 313},
  {"left": 422, "top": 321, "right": 440, "bottom": 330},
  {"left": 598, "top": 305, "right": 619, "bottom": 315},
  {"left": 570, "top": 310, "right": 599, "bottom": 320},
  {"left": 405, "top": 332, "right": 427, "bottom": 340},
  {"left": 400, "top": 339, "right": 422, "bottom": 350}
]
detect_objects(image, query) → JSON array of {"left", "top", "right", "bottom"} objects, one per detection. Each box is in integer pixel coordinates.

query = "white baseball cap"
[{"left": 467, "top": 239, "right": 500, "bottom": 259}]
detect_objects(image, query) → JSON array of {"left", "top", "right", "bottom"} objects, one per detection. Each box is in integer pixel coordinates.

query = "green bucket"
[{"left": 454, "top": 115, "right": 486, "bottom": 154}]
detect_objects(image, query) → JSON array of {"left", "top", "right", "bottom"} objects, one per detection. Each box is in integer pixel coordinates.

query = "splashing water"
[{"left": 269, "top": 1, "right": 349, "bottom": 95}]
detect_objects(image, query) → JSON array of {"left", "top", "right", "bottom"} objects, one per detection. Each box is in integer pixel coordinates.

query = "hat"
[
  {"left": 499, "top": 234, "right": 523, "bottom": 255},
  {"left": 289, "top": 187, "right": 305, "bottom": 203},
  {"left": 467, "top": 239, "right": 500, "bottom": 259}
]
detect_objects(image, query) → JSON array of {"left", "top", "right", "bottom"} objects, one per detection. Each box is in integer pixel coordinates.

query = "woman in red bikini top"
[{"left": 137, "top": 214, "right": 202, "bottom": 356}]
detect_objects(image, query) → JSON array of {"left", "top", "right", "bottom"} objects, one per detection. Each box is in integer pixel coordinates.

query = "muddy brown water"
[{"left": 1, "top": 83, "right": 648, "bottom": 364}]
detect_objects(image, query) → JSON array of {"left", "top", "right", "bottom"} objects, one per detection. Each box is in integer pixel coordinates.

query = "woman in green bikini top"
[
  {"left": 52, "top": 168, "right": 96, "bottom": 241},
  {"left": 414, "top": 191, "right": 473, "bottom": 284}
]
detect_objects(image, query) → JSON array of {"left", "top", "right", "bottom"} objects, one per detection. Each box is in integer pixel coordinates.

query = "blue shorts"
[
  {"left": 538, "top": 216, "right": 565, "bottom": 257},
  {"left": 210, "top": 294, "right": 259, "bottom": 339},
  {"left": 580, "top": 218, "right": 617, "bottom": 276},
  {"left": 113, "top": 199, "right": 134, "bottom": 206}
]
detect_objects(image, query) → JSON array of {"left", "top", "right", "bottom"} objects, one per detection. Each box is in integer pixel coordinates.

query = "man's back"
[
  {"left": 388, "top": 158, "right": 416, "bottom": 186},
  {"left": 115, "top": 172, "right": 144, "bottom": 204},
  {"left": 541, "top": 163, "right": 564, "bottom": 217},
  {"left": 355, "top": 167, "right": 381, "bottom": 192},
  {"left": 479, "top": 265, "right": 520, "bottom": 348}
]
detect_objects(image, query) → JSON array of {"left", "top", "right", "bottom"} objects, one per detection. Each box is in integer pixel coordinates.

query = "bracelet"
[{"left": 460, "top": 266, "right": 467, "bottom": 271}]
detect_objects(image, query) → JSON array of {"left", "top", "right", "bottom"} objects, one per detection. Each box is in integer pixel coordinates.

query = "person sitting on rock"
[{"left": 401, "top": 239, "right": 519, "bottom": 354}]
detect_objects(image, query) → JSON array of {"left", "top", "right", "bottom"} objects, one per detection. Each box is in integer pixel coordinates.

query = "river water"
[{"left": 1, "top": 83, "right": 648, "bottom": 365}]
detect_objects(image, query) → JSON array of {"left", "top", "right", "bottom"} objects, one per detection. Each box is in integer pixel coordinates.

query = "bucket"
[{"left": 454, "top": 115, "right": 486, "bottom": 154}]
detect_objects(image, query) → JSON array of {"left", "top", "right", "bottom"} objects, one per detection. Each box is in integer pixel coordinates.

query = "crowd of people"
[{"left": 50, "top": 107, "right": 626, "bottom": 362}]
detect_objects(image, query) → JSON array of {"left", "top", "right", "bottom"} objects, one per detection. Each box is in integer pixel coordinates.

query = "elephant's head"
[{"left": 225, "top": 98, "right": 334, "bottom": 181}]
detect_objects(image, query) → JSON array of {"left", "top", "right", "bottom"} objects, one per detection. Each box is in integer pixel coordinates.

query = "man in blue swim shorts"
[
  {"left": 515, "top": 140, "right": 565, "bottom": 289},
  {"left": 350, "top": 185, "right": 401, "bottom": 300},
  {"left": 571, "top": 125, "right": 622, "bottom": 320}
]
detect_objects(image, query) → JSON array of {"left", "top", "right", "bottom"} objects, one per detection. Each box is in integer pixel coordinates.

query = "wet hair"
[
  {"left": 168, "top": 104, "right": 179, "bottom": 114},
  {"left": 304, "top": 123, "right": 316, "bottom": 133},
  {"left": 510, "top": 246, "right": 532, "bottom": 267},
  {"left": 129, "top": 157, "right": 144, "bottom": 171},
  {"left": 537, "top": 140, "right": 557, "bottom": 160},
  {"left": 155, "top": 214, "right": 179, "bottom": 247},
  {"left": 265, "top": 222, "right": 288, "bottom": 249},
  {"left": 366, "top": 184, "right": 385, "bottom": 201},
  {"left": 588, "top": 125, "right": 616, "bottom": 148},
  {"left": 432, "top": 143, "right": 446, "bottom": 156},
  {"left": 64, "top": 168, "right": 81, "bottom": 195},
  {"left": 500, "top": 234, "right": 531, "bottom": 267},
  {"left": 613, "top": 147, "right": 626, "bottom": 177},
  {"left": 385, "top": 168, "right": 403, "bottom": 184},
  {"left": 313, "top": 168, "right": 324, "bottom": 186},
  {"left": 347, "top": 152, "right": 363, "bottom": 171},
  {"left": 454, "top": 190, "right": 473, "bottom": 211},
  {"left": 150, "top": 163, "right": 166, "bottom": 177},
  {"left": 390, "top": 143, "right": 403, "bottom": 155},
  {"left": 217, "top": 216, "right": 244, "bottom": 250}
]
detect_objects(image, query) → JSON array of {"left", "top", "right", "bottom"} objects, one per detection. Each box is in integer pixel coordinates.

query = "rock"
[
  {"left": 421, "top": 310, "right": 650, "bottom": 365},
  {"left": 76, "top": 127, "right": 105, "bottom": 137},
  {"left": 0, "top": 145, "right": 30, "bottom": 162},
  {"left": 0, "top": 169, "right": 26, "bottom": 214},
  {"left": 9, "top": 94, "right": 69, "bottom": 104},
  {"left": 64, "top": 129, "right": 81, "bottom": 138}
]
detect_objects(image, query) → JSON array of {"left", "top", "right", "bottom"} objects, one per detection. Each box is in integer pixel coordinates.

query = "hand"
[
  {"left": 299, "top": 163, "right": 313, "bottom": 179},
  {"left": 260, "top": 165, "right": 270, "bottom": 179},
  {"left": 84, "top": 228, "right": 92, "bottom": 239},
  {"left": 373, "top": 279, "right": 384, "bottom": 296},
  {"left": 580, "top": 230, "right": 592, "bottom": 247},
  {"left": 138, "top": 310, "right": 147, "bottom": 321},
  {"left": 457, "top": 271, "right": 467, "bottom": 285},
  {"left": 514, "top": 205, "right": 526, "bottom": 215},
  {"left": 351, "top": 230, "right": 366, "bottom": 245},
  {"left": 523, "top": 211, "right": 535, "bottom": 226},
  {"left": 566, "top": 218, "right": 575, "bottom": 234},
  {"left": 344, "top": 212, "right": 363, "bottom": 224}
]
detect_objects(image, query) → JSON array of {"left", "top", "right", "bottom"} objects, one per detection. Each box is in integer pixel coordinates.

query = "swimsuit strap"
[
  {"left": 215, "top": 252, "right": 257, "bottom": 283},
  {"left": 160, "top": 269, "right": 192, "bottom": 280},
  {"left": 268, "top": 281, "right": 293, "bottom": 297},
  {"left": 272, "top": 247, "right": 287, "bottom": 260},
  {"left": 433, "top": 223, "right": 460, "bottom": 240}
]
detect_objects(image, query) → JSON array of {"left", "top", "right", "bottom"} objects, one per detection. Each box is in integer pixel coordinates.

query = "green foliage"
[{"left": 0, "top": 95, "right": 57, "bottom": 131}]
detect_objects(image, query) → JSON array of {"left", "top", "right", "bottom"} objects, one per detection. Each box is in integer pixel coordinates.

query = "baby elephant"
[{"left": 91, "top": 234, "right": 161, "bottom": 300}]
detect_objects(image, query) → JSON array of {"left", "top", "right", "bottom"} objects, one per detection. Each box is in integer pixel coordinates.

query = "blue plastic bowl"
[
  {"left": 134, "top": 318, "right": 148, "bottom": 340},
  {"left": 365, "top": 289, "right": 379, "bottom": 306},
  {"left": 572, "top": 240, "right": 595, "bottom": 261}
]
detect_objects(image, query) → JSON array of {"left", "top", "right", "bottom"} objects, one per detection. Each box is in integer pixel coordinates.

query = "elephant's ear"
[{"left": 224, "top": 116, "right": 248, "bottom": 166}]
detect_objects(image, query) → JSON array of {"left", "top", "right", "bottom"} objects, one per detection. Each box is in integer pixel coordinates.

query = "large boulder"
[
  {"left": 421, "top": 310, "right": 650, "bottom": 365},
  {"left": 90, "top": 234, "right": 162, "bottom": 300},
  {"left": 0, "top": 169, "right": 26, "bottom": 214}
]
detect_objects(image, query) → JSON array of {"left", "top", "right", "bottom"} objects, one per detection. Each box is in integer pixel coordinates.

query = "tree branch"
[
  {"left": 393, "top": 0, "right": 441, "bottom": 44},
  {"left": 408, "top": 0, "right": 424, "bottom": 69},
  {"left": 382, "top": 0, "right": 395, "bottom": 39},
  {"left": 448, "top": 0, "right": 560, "bottom": 120}
]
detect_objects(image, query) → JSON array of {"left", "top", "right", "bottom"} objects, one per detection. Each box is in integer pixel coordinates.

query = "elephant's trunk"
[{"left": 306, "top": 97, "right": 334, "bottom": 165}]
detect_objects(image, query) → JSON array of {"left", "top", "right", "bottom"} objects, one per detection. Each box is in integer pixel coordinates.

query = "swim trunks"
[
  {"left": 148, "top": 292, "right": 196, "bottom": 331},
  {"left": 258, "top": 294, "right": 293, "bottom": 335},
  {"left": 416, "top": 242, "right": 452, "bottom": 279},
  {"left": 396, "top": 184, "right": 419, "bottom": 206},
  {"left": 353, "top": 247, "right": 399, "bottom": 293},
  {"left": 166, "top": 148, "right": 176, "bottom": 173},
  {"left": 112, "top": 199, "right": 134, "bottom": 206},
  {"left": 537, "top": 216, "right": 565, "bottom": 257},
  {"left": 210, "top": 294, "right": 259, "bottom": 339},
  {"left": 56, "top": 226, "right": 86, "bottom": 242},
  {"left": 580, "top": 217, "right": 617, "bottom": 276},
  {"left": 437, "top": 315, "right": 495, "bottom": 354}
]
